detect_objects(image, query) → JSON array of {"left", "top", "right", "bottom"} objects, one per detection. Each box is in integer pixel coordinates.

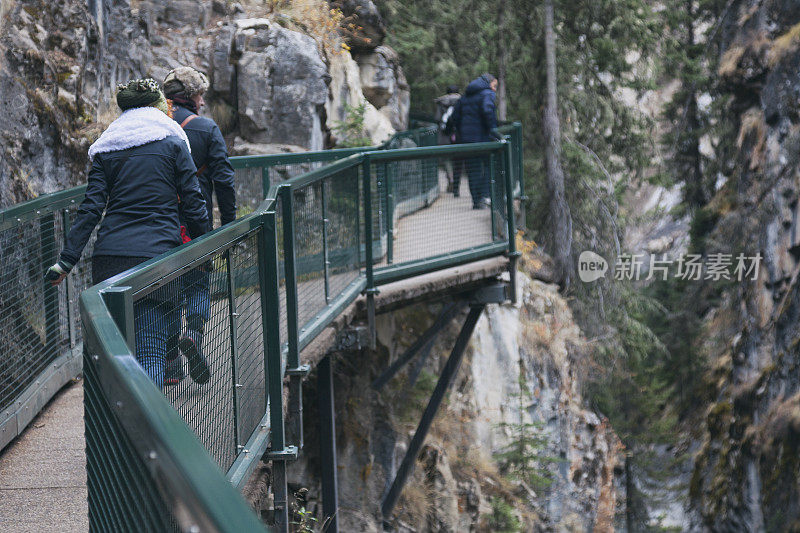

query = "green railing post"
[
  {"left": 321, "top": 181, "right": 330, "bottom": 305},
  {"left": 225, "top": 249, "right": 241, "bottom": 452},
  {"left": 354, "top": 165, "right": 362, "bottom": 273},
  {"left": 385, "top": 162, "right": 394, "bottom": 265},
  {"left": 489, "top": 153, "right": 497, "bottom": 242},
  {"left": 101, "top": 286, "right": 135, "bottom": 350},
  {"left": 279, "top": 185, "right": 300, "bottom": 372},
  {"left": 262, "top": 167, "right": 271, "bottom": 199},
  {"left": 61, "top": 208, "right": 76, "bottom": 350},
  {"left": 503, "top": 140, "right": 520, "bottom": 304},
  {"left": 514, "top": 122, "right": 526, "bottom": 230},
  {"left": 40, "top": 213, "right": 59, "bottom": 356},
  {"left": 257, "top": 213, "right": 291, "bottom": 532},
  {"left": 363, "top": 154, "right": 377, "bottom": 349}
]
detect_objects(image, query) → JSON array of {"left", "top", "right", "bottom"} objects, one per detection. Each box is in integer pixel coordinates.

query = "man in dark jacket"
[
  {"left": 435, "top": 84, "right": 463, "bottom": 196},
  {"left": 451, "top": 74, "right": 502, "bottom": 209},
  {"left": 162, "top": 66, "right": 237, "bottom": 385}
]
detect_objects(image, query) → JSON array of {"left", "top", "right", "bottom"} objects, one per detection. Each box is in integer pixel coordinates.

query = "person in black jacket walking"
[
  {"left": 435, "top": 84, "right": 463, "bottom": 196},
  {"left": 161, "top": 66, "right": 237, "bottom": 385},
  {"left": 451, "top": 74, "right": 503, "bottom": 209},
  {"left": 46, "top": 78, "right": 209, "bottom": 387}
]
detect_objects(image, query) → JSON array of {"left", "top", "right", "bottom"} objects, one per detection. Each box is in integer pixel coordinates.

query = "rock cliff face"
[
  {"left": 0, "top": 0, "right": 409, "bottom": 206},
  {"left": 288, "top": 252, "right": 625, "bottom": 531},
  {"left": 685, "top": 2, "right": 800, "bottom": 530}
]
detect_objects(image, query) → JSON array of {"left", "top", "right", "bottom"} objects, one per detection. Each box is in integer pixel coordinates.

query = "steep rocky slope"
[
  {"left": 0, "top": 0, "right": 408, "bottom": 207},
  {"left": 286, "top": 249, "right": 626, "bottom": 531},
  {"left": 684, "top": 2, "right": 800, "bottom": 530}
]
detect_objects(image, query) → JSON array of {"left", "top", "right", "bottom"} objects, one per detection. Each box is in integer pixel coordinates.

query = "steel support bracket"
[
  {"left": 264, "top": 445, "right": 298, "bottom": 461},
  {"left": 285, "top": 365, "right": 311, "bottom": 377},
  {"left": 468, "top": 282, "right": 509, "bottom": 305}
]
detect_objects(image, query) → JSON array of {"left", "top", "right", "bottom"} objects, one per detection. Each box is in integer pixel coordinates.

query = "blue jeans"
[
  {"left": 134, "top": 289, "right": 180, "bottom": 387},
  {"left": 181, "top": 269, "right": 210, "bottom": 333},
  {"left": 93, "top": 255, "right": 178, "bottom": 387},
  {"left": 466, "top": 156, "right": 490, "bottom": 206}
]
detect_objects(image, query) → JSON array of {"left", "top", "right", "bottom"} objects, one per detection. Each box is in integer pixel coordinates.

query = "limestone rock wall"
[
  {"left": 682, "top": 2, "right": 800, "bottom": 530},
  {"left": 287, "top": 260, "right": 625, "bottom": 531},
  {"left": 0, "top": 0, "right": 409, "bottom": 206}
]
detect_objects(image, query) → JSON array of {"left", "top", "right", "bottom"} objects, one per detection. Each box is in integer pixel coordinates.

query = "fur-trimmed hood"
[{"left": 88, "top": 107, "right": 191, "bottom": 161}]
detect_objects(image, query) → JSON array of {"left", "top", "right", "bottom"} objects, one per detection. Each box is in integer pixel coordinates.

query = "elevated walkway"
[{"left": 0, "top": 122, "right": 525, "bottom": 532}]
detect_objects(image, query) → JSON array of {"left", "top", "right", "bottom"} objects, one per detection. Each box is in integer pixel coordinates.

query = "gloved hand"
[
  {"left": 44, "top": 260, "right": 72, "bottom": 286},
  {"left": 490, "top": 128, "right": 504, "bottom": 141}
]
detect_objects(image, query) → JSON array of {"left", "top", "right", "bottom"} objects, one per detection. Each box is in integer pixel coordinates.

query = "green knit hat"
[{"left": 116, "top": 78, "right": 164, "bottom": 111}]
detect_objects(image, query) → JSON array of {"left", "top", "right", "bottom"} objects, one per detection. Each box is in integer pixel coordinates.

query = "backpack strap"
[{"left": 180, "top": 114, "right": 199, "bottom": 128}]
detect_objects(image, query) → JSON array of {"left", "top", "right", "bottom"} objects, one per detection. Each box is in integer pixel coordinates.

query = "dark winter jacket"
[
  {"left": 173, "top": 105, "right": 236, "bottom": 235},
  {"left": 59, "top": 136, "right": 209, "bottom": 267},
  {"left": 452, "top": 76, "right": 498, "bottom": 143}
]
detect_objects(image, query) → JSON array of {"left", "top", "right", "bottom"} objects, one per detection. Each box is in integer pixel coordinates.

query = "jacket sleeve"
[
  {"left": 175, "top": 142, "right": 210, "bottom": 240},
  {"left": 59, "top": 157, "right": 109, "bottom": 268},
  {"left": 207, "top": 123, "right": 237, "bottom": 226},
  {"left": 481, "top": 91, "right": 498, "bottom": 132}
]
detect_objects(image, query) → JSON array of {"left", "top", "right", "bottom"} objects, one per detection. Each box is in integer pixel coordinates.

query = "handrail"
[{"left": 0, "top": 122, "right": 522, "bottom": 531}]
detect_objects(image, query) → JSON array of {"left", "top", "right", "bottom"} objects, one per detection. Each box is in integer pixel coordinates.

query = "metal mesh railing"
[
  {"left": 1, "top": 123, "right": 520, "bottom": 531},
  {"left": 368, "top": 143, "right": 513, "bottom": 285},
  {"left": 276, "top": 157, "right": 365, "bottom": 363},
  {"left": 130, "top": 229, "right": 267, "bottom": 473},
  {"left": 0, "top": 189, "right": 92, "bottom": 451},
  {"left": 83, "top": 355, "right": 179, "bottom": 532}
]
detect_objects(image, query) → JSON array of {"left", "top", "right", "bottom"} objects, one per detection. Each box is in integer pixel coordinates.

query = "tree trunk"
[
  {"left": 684, "top": 0, "right": 705, "bottom": 207},
  {"left": 543, "top": 0, "right": 572, "bottom": 288},
  {"left": 497, "top": 0, "right": 508, "bottom": 121}
]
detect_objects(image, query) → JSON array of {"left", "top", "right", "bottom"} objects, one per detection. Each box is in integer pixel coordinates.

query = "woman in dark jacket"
[{"left": 47, "top": 78, "right": 209, "bottom": 387}]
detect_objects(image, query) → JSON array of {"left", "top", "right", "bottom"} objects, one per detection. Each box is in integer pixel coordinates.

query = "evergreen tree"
[
  {"left": 660, "top": 0, "right": 729, "bottom": 209},
  {"left": 494, "top": 374, "right": 553, "bottom": 491}
]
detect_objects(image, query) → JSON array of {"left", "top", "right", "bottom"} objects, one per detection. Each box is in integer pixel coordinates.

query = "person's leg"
[
  {"left": 164, "top": 275, "right": 187, "bottom": 386},
  {"left": 466, "top": 156, "right": 483, "bottom": 207},
  {"left": 479, "top": 154, "right": 491, "bottom": 202},
  {"left": 134, "top": 298, "right": 169, "bottom": 387},
  {"left": 452, "top": 157, "right": 463, "bottom": 197},
  {"left": 179, "top": 268, "right": 211, "bottom": 384},
  {"left": 184, "top": 269, "right": 211, "bottom": 333},
  {"left": 444, "top": 158, "right": 454, "bottom": 193}
]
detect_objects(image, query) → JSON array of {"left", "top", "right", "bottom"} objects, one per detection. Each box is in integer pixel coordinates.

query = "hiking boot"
[
  {"left": 179, "top": 330, "right": 210, "bottom": 384},
  {"left": 164, "top": 356, "right": 185, "bottom": 386}
]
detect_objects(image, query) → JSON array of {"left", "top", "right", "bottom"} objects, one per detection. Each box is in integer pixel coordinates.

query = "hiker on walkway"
[
  {"left": 162, "top": 66, "right": 237, "bottom": 386},
  {"left": 451, "top": 73, "right": 503, "bottom": 209},
  {"left": 45, "top": 78, "right": 209, "bottom": 387},
  {"left": 435, "top": 84, "right": 463, "bottom": 196}
]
